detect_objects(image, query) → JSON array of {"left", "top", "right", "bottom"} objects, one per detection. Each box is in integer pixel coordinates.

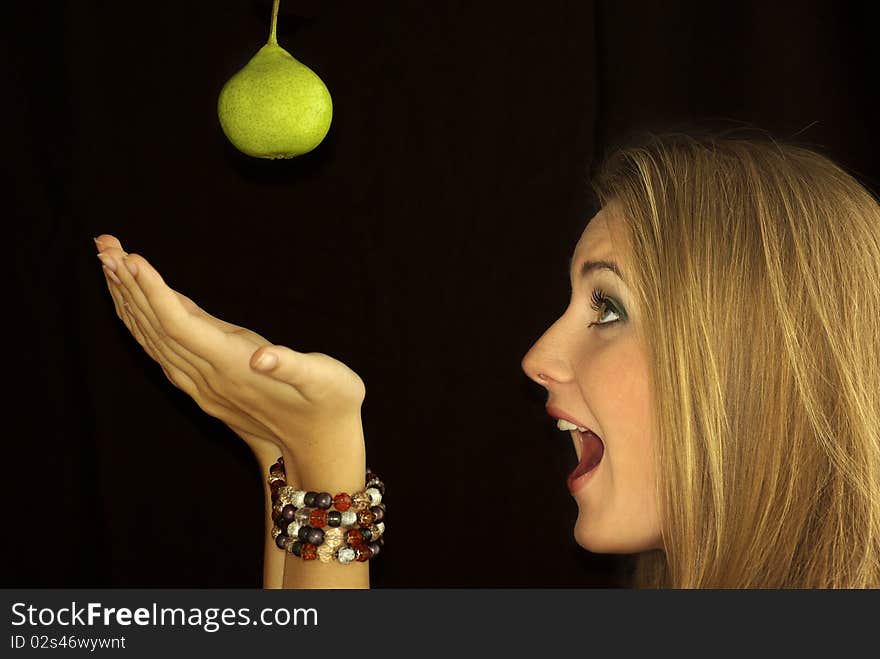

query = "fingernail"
[
  {"left": 97, "top": 253, "right": 116, "bottom": 272},
  {"left": 124, "top": 257, "right": 138, "bottom": 277},
  {"left": 254, "top": 352, "right": 278, "bottom": 370},
  {"left": 103, "top": 265, "right": 121, "bottom": 285}
]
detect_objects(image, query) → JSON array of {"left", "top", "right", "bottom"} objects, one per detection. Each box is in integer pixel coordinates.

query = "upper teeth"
[{"left": 557, "top": 419, "right": 589, "bottom": 432}]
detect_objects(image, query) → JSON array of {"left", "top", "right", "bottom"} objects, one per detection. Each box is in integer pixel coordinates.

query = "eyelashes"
[
  {"left": 590, "top": 287, "right": 609, "bottom": 312},
  {"left": 588, "top": 287, "right": 625, "bottom": 328}
]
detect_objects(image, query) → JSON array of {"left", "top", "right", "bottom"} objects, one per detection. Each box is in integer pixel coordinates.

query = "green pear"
[{"left": 217, "top": 0, "right": 332, "bottom": 159}]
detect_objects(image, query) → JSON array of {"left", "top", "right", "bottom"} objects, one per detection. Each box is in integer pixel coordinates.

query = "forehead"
[{"left": 573, "top": 206, "right": 621, "bottom": 259}]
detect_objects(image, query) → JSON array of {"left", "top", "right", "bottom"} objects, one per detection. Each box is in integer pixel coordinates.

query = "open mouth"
[{"left": 567, "top": 429, "right": 605, "bottom": 492}]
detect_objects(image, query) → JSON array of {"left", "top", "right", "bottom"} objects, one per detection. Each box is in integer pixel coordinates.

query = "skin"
[
  {"left": 94, "top": 206, "right": 656, "bottom": 584},
  {"left": 520, "top": 206, "right": 663, "bottom": 554},
  {"left": 94, "top": 234, "right": 369, "bottom": 588}
]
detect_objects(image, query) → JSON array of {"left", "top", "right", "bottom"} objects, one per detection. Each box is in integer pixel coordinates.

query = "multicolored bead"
[
  {"left": 323, "top": 527, "right": 344, "bottom": 549},
  {"left": 332, "top": 493, "right": 352, "bottom": 511},
  {"left": 309, "top": 508, "right": 328, "bottom": 528},
  {"left": 277, "top": 486, "right": 297, "bottom": 505},
  {"left": 354, "top": 543, "right": 371, "bottom": 562},
  {"left": 365, "top": 487, "right": 382, "bottom": 506},
  {"left": 267, "top": 458, "right": 385, "bottom": 564},
  {"left": 351, "top": 491, "right": 370, "bottom": 512},
  {"left": 305, "top": 527, "right": 325, "bottom": 547},
  {"left": 317, "top": 543, "right": 336, "bottom": 563},
  {"left": 337, "top": 547, "right": 356, "bottom": 565},
  {"left": 314, "top": 492, "right": 333, "bottom": 510},
  {"left": 365, "top": 477, "right": 385, "bottom": 497}
]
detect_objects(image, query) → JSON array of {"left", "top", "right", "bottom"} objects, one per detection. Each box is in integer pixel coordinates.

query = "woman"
[{"left": 95, "top": 132, "right": 880, "bottom": 588}]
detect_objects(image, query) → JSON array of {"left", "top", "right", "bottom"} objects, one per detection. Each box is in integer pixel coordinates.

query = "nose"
[{"left": 521, "top": 323, "right": 569, "bottom": 387}]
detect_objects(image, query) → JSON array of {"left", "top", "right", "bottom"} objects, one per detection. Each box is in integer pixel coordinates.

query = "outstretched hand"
[{"left": 94, "top": 235, "right": 366, "bottom": 478}]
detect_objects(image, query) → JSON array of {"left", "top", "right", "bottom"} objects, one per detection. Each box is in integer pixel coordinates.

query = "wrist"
[
  {"left": 266, "top": 454, "right": 384, "bottom": 586},
  {"left": 278, "top": 417, "right": 366, "bottom": 493},
  {"left": 283, "top": 450, "right": 366, "bottom": 494}
]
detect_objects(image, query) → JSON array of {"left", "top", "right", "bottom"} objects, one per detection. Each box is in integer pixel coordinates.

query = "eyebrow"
[{"left": 568, "top": 257, "right": 626, "bottom": 284}]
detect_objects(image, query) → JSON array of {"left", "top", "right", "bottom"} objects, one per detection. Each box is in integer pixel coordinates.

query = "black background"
[{"left": 4, "top": 1, "right": 878, "bottom": 587}]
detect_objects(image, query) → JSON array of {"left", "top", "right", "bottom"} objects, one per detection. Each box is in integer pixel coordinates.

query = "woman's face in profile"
[{"left": 521, "top": 206, "right": 662, "bottom": 554}]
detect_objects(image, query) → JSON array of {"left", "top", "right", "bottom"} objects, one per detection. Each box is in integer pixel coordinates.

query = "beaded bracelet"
[{"left": 268, "top": 456, "right": 385, "bottom": 564}]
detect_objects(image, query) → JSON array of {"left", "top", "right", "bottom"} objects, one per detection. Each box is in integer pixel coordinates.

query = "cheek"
[
  {"left": 611, "top": 372, "right": 653, "bottom": 479},
  {"left": 574, "top": 337, "right": 660, "bottom": 551},
  {"left": 604, "top": 346, "right": 655, "bottom": 493},
  {"left": 576, "top": 335, "right": 651, "bottom": 444}
]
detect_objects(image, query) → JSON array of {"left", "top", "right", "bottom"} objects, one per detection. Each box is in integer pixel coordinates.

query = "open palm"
[{"left": 95, "top": 235, "right": 366, "bottom": 469}]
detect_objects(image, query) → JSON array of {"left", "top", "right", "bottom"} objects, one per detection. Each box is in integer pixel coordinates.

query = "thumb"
[{"left": 250, "top": 345, "right": 303, "bottom": 376}]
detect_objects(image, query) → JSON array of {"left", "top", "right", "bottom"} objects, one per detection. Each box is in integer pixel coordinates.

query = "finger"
[
  {"left": 98, "top": 255, "right": 143, "bottom": 343},
  {"left": 110, "top": 256, "right": 227, "bottom": 407},
  {"left": 250, "top": 345, "right": 313, "bottom": 401},
  {"left": 98, "top": 247, "right": 168, "bottom": 361},
  {"left": 103, "top": 249, "right": 214, "bottom": 367},
  {"left": 98, "top": 251, "right": 136, "bottom": 329},
  {"left": 127, "top": 288, "right": 223, "bottom": 398},
  {"left": 95, "top": 234, "right": 124, "bottom": 253},
  {"left": 100, "top": 247, "right": 176, "bottom": 336},
  {"left": 139, "top": 321, "right": 201, "bottom": 397},
  {"left": 123, "top": 299, "right": 159, "bottom": 358},
  {"left": 104, "top": 251, "right": 264, "bottom": 428},
  {"left": 136, "top": 311, "right": 274, "bottom": 436},
  {"left": 174, "top": 290, "right": 248, "bottom": 334},
  {"left": 100, "top": 265, "right": 124, "bottom": 317},
  {"left": 100, "top": 249, "right": 266, "bottom": 430},
  {"left": 112, "top": 288, "right": 152, "bottom": 355},
  {"left": 96, "top": 240, "right": 259, "bottom": 337},
  {"left": 119, "top": 252, "right": 232, "bottom": 366},
  {"left": 96, "top": 245, "right": 268, "bottom": 435}
]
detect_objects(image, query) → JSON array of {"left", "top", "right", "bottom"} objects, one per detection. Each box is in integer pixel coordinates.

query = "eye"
[{"left": 588, "top": 288, "right": 625, "bottom": 328}]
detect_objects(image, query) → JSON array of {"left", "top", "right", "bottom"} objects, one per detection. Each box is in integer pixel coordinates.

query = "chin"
[{"left": 573, "top": 514, "right": 662, "bottom": 554}]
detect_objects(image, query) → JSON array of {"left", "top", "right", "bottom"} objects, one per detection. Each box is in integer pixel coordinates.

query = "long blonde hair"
[{"left": 591, "top": 131, "right": 880, "bottom": 587}]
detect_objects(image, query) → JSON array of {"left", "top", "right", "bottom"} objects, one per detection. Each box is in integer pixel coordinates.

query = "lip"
[
  {"left": 546, "top": 405, "right": 605, "bottom": 494},
  {"left": 545, "top": 404, "right": 596, "bottom": 435},
  {"left": 566, "top": 429, "right": 603, "bottom": 494}
]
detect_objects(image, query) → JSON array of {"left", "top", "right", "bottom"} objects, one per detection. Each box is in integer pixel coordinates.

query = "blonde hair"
[{"left": 591, "top": 131, "right": 880, "bottom": 587}]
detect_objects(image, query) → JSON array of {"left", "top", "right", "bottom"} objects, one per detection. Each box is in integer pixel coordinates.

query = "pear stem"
[{"left": 268, "top": 0, "right": 280, "bottom": 45}]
